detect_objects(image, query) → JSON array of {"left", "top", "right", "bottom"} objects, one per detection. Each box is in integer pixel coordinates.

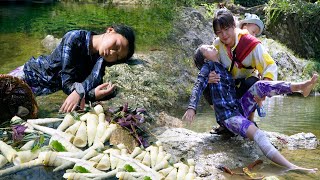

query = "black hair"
[
  {"left": 212, "top": 8, "right": 235, "bottom": 34},
  {"left": 193, "top": 46, "right": 205, "bottom": 70},
  {"left": 112, "top": 24, "right": 136, "bottom": 62}
]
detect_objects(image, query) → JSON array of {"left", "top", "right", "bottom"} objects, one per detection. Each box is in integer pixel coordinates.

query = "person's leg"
[
  {"left": 241, "top": 74, "right": 319, "bottom": 118},
  {"left": 236, "top": 77, "right": 260, "bottom": 122},
  {"left": 222, "top": 115, "right": 254, "bottom": 138},
  {"left": 246, "top": 124, "right": 318, "bottom": 172},
  {"left": 290, "top": 74, "right": 318, "bottom": 97}
]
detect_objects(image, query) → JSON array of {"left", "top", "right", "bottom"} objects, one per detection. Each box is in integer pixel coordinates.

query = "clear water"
[
  {"left": 187, "top": 96, "right": 320, "bottom": 138},
  {"left": 1, "top": 2, "right": 319, "bottom": 179},
  {"left": 183, "top": 95, "right": 320, "bottom": 179}
]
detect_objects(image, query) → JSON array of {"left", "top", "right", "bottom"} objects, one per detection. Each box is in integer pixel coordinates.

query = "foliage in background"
[
  {"left": 234, "top": 0, "right": 268, "bottom": 7},
  {"left": 303, "top": 60, "right": 320, "bottom": 92},
  {"left": 265, "top": 0, "right": 320, "bottom": 61},
  {"left": 202, "top": 3, "right": 218, "bottom": 19}
]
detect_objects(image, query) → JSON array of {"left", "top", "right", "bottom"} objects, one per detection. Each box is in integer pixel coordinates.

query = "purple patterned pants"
[{"left": 222, "top": 81, "right": 292, "bottom": 138}]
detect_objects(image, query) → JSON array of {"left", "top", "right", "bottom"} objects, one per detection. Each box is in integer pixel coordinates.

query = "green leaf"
[
  {"left": 50, "top": 140, "right": 67, "bottom": 152},
  {"left": 124, "top": 164, "right": 136, "bottom": 172},
  {"left": 73, "top": 166, "right": 90, "bottom": 173},
  {"left": 31, "top": 144, "right": 40, "bottom": 153},
  {"left": 143, "top": 176, "right": 152, "bottom": 180},
  {"left": 39, "top": 134, "right": 44, "bottom": 145}
]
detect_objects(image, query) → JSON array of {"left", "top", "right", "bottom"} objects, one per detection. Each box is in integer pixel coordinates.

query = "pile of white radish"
[{"left": 0, "top": 104, "right": 201, "bottom": 180}]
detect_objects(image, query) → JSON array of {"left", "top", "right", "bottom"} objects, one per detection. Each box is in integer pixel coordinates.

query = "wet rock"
[{"left": 152, "top": 127, "right": 318, "bottom": 179}]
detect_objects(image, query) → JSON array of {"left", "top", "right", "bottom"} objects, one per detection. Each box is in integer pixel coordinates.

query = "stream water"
[{"left": 0, "top": 1, "right": 319, "bottom": 179}]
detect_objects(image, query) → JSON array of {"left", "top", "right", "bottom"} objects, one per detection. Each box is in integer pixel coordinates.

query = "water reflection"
[{"left": 188, "top": 96, "right": 320, "bottom": 138}]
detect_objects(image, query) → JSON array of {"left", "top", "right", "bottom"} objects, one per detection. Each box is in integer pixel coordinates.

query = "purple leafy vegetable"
[{"left": 12, "top": 125, "right": 27, "bottom": 141}]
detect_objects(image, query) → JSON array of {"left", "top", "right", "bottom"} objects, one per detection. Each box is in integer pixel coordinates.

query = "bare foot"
[
  {"left": 302, "top": 74, "right": 318, "bottom": 97},
  {"left": 289, "top": 166, "right": 318, "bottom": 173}
]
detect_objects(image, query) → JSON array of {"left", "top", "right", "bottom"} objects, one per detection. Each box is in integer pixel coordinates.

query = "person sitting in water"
[{"left": 182, "top": 44, "right": 318, "bottom": 173}]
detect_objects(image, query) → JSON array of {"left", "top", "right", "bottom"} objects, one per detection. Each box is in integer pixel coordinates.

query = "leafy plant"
[{"left": 106, "top": 102, "right": 152, "bottom": 148}]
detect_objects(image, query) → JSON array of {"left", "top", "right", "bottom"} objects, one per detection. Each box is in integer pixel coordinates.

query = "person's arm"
[
  {"left": 59, "top": 31, "right": 84, "bottom": 112},
  {"left": 182, "top": 63, "right": 212, "bottom": 124},
  {"left": 252, "top": 44, "right": 278, "bottom": 81},
  {"left": 59, "top": 31, "right": 106, "bottom": 112}
]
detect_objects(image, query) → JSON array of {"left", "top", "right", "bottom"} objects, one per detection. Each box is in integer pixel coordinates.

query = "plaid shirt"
[
  {"left": 23, "top": 30, "right": 106, "bottom": 101},
  {"left": 188, "top": 61, "right": 242, "bottom": 122}
]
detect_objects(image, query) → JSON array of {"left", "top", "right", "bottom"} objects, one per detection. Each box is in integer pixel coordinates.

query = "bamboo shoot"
[{"left": 73, "top": 121, "right": 87, "bottom": 148}]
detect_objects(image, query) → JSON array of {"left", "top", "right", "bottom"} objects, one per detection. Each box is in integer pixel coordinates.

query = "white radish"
[
  {"left": 65, "top": 121, "right": 81, "bottom": 135},
  {"left": 0, "top": 154, "right": 8, "bottom": 169},
  {"left": 94, "top": 104, "right": 104, "bottom": 115},
  {"left": 0, "top": 140, "right": 17, "bottom": 162},
  {"left": 73, "top": 121, "right": 87, "bottom": 147},
  {"left": 96, "top": 154, "right": 111, "bottom": 171},
  {"left": 50, "top": 133, "right": 82, "bottom": 152},
  {"left": 20, "top": 140, "right": 35, "bottom": 151},
  {"left": 86, "top": 114, "right": 98, "bottom": 147},
  {"left": 27, "top": 118, "right": 63, "bottom": 125},
  {"left": 28, "top": 123, "right": 74, "bottom": 142}
]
